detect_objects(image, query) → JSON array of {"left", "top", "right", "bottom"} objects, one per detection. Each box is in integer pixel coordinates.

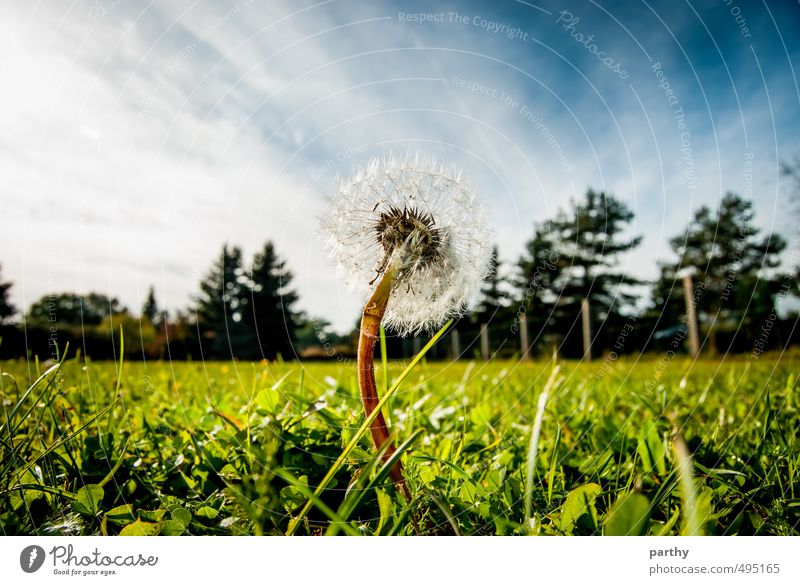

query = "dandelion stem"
[{"left": 358, "top": 266, "right": 406, "bottom": 494}]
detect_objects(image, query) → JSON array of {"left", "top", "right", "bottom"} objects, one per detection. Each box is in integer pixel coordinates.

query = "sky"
[{"left": 1, "top": 0, "right": 799, "bottom": 332}]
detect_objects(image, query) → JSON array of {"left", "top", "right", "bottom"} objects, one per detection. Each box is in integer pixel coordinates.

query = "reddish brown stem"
[{"left": 357, "top": 270, "right": 407, "bottom": 496}]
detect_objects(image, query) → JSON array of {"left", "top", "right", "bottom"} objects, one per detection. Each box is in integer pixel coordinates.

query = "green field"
[{"left": 1, "top": 352, "right": 798, "bottom": 536}]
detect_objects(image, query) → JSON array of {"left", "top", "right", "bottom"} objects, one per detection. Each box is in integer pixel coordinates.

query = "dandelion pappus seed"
[{"left": 320, "top": 153, "right": 492, "bottom": 335}]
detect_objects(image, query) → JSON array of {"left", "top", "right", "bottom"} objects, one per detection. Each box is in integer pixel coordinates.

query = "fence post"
[
  {"left": 682, "top": 272, "right": 700, "bottom": 357},
  {"left": 581, "top": 297, "right": 592, "bottom": 361},
  {"left": 480, "top": 323, "right": 490, "bottom": 361},
  {"left": 519, "top": 312, "right": 530, "bottom": 359},
  {"left": 451, "top": 328, "right": 461, "bottom": 359}
]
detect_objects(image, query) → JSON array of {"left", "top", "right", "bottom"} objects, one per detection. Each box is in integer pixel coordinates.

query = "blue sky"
[{"left": 1, "top": 0, "right": 799, "bottom": 332}]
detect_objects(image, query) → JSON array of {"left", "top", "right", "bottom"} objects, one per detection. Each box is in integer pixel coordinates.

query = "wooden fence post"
[
  {"left": 519, "top": 312, "right": 530, "bottom": 359},
  {"left": 682, "top": 272, "right": 700, "bottom": 357},
  {"left": 581, "top": 297, "right": 592, "bottom": 361},
  {"left": 480, "top": 323, "right": 489, "bottom": 361}
]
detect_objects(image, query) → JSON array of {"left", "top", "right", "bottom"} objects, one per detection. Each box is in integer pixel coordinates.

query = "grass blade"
[
  {"left": 674, "top": 433, "right": 703, "bottom": 536},
  {"left": 273, "top": 468, "right": 363, "bottom": 536},
  {"left": 524, "top": 364, "right": 560, "bottom": 528}
]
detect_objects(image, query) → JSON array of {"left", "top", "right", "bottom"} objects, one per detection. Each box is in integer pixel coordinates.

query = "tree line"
[
  {"left": 0, "top": 190, "right": 798, "bottom": 361},
  {"left": 0, "top": 242, "right": 299, "bottom": 361},
  {"left": 470, "top": 190, "right": 797, "bottom": 359}
]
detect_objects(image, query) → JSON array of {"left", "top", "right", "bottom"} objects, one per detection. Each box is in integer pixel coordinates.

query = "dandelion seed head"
[{"left": 320, "top": 153, "right": 492, "bottom": 335}]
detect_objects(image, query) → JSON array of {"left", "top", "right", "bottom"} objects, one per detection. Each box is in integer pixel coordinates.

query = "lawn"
[{"left": 1, "top": 350, "right": 798, "bottom": 535}]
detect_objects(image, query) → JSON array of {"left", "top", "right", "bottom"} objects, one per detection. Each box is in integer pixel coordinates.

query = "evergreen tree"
[
  {"left": 243, "top": 241, "right": 299, "bottom": 360},
  {"left": 540, "top": 189, "right": 642, "bottom": 355},
  {"left": 0, "top": 264, "right": 14, "bottom": 323},
  {"left": 647, "top": 262, "right": 687, "bottom": 328},
  {"left": 651, "top": 192, "right": 786, "bottom": 349},
  {"left": 193, "top": 242, "right": 301, "bottom": 360},
  {"left": 194, "top": 244, "right": 249, "bottom": 358},
  {"left": 515, "top": 223, "right": 563, "bottom": 350},
  {"left": 465, "top": 246, "right": 515, "bottom": 356},
  {"left": 142, "top": 286, "right": 161, "bottom": 327},
  {"left": 475, "top": 246, "right": 506, "bottom": 323}
]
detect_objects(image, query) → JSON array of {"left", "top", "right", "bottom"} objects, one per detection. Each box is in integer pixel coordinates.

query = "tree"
[
  {"left": 475, "top": 246, "right": 506, "bottom": 322},
  {"left": 651, "top": 192, "right": 786, "bottom": 351},
  {"left": 515, "top": 223, "right": 563, "bottom": 351},
  {"left": 0, "top": 264, "right": 14, "bottom": 323},
  {"left": 141, "top": 286, "right": 161, "bottom": 327},
  {"left": 193, "top": 242, "right": 300, "bottom": 360},
  {"left": 539, "top": 189, "right": 642, "bottom": 356},
  {"left": 193, "top": 244, "right": 250, "bottom": 359},
  {"left": 100, "top": 312, "right": 157, "bottom": 359},
  {"left": 647, "top": 262, "right": 687, "bottom": 328},
  {"left": 243, "top": 241, "right": 300, "bottom": 360},
  {"left": 463, "top": 246, "right": 516, "bottom": 358},
  {"left": 28, "top": 292, "right": 126, "bottom": 326}
]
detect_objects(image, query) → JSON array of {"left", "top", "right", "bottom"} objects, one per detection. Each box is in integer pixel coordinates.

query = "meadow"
[{"left": 1, "top": 348, "right": 798, "bottom": 536}]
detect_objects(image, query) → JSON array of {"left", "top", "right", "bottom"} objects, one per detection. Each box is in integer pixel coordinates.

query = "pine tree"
[
  {"left": 465, "top": 246, "right": 514, "bottom": 356},
  {"left": 243, "top": 242, "right": 299, "bottom": 360},
  {"left": 475, "top": 246, "right": 506, "bottom": 322},
  {"left": 543, "top": 189, "right": 642, "bottom": 356},
  {"left": 651, "top": 192, "right": 786, "bottom": 350},
  {"left": 647, "top": 262, "right": 687, "bottom": 328},
  {"left": 515, "top": 223, "right": 563, "bottom": 350},
  {"left": 668, "top": 193, "right": 784, "bottom": 308},
  {"left": 194, "top": 244, "right": 249, "bottom": 359},
  {"left": 142, "top": 286, "right": 161, "bottom": 327}
]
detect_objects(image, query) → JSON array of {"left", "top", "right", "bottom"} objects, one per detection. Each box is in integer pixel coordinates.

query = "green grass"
[{"left": 1, "top": 349, "right": 798, "bottom": 536}]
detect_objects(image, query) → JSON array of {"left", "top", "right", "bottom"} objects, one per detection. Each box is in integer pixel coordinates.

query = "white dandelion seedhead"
[{"left": 320, "top": 153, "right": 493, "bottom": 335}]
